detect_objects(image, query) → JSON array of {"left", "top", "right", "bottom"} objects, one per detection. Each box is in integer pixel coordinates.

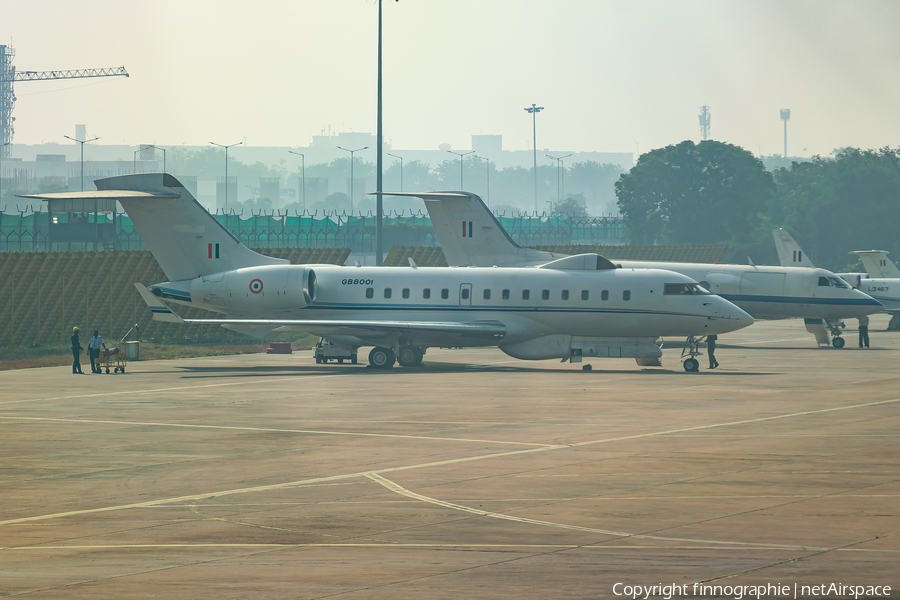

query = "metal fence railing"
[{"left": 0, "top": 208, "right": 624, "bottom": 253}]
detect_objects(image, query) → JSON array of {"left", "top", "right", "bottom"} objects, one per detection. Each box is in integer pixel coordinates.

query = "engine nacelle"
[
  {"left": 500, "top": 335, "right": 663, "bottom": 361},
  {"left": 190, "top": 265, "right": 316, "bottom": 312}
]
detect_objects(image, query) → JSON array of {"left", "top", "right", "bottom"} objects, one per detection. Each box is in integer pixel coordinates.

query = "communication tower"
[
  {"left": 0, "top": 44, "right": 128, "bottom": 160},
  {"left": 780, "top": 108, "right": 791, "bottom": 158},
  {"left": 698, "top": 106, "right": 711, "bottom": 141}
]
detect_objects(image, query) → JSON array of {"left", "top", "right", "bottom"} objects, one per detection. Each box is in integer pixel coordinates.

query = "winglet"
[{"left": 134, "top": 283, "right": 185, "bottom": 323}]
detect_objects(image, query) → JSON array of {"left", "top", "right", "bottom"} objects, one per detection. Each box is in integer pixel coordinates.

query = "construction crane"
[{"left": 0, "top": 44, "right": 129, "bottom": 160}]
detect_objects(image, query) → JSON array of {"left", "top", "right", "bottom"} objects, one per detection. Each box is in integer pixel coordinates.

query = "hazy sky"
[{"left": 5, "top": 0, "right": 900, "bottom": 157}]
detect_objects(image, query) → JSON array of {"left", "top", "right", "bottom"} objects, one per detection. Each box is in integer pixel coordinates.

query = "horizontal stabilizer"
[
  {"left": 19, "top": 190, "right": 180, "bottom": 201},
  {"left": 134, "top": 283, "right": 184, "bottom": 323}
]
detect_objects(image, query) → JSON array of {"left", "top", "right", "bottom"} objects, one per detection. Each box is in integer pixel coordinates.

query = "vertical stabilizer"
[
  {"left": 95, "top": 174, "right": 286, "bottom": 281},
  {"left": 382, "top": 191, "right": 562, "bottom": 266},
  {"left": 850, "top": 250, "right": 900, "bottom": 279},
  {"left": 773, "top": 229, "right": 816, "bottom": 268}
]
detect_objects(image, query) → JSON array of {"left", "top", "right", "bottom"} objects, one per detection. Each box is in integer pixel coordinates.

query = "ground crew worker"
[
  {"left": 858, "top": 315, "right": 870, "bottom": 348},
  {"left": 71, "top": 327, "right": 83, "bottom": 374},
  {"left": 88, "top": 330, "right": 108, "bottom": 373},
  {"left": 707, "top": 334, "right": 719, "bottom": 369}
]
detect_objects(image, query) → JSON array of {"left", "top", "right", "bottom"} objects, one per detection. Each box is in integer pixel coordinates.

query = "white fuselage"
[
  {"left": 155, "top": 264, "right": 753, "bottom": 350},
  {"left": 840, "top": 276, "right": 900, "bottom": 313},
  {"left": 611, "top": 261, "right": 882, "bottom": 320}
]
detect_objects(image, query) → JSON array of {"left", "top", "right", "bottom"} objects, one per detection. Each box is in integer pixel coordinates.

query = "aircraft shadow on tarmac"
[
  {"left": 719, "top": 344, "right": 891, "bottom": 351},
  {"left": 163, "top": 363, "right": 775, "bottom": 378}
]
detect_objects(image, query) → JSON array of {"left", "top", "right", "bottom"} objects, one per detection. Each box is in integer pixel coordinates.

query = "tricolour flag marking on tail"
[
  {"left": 208, "top": 243, "right": 220, "bottom": 259},
  {"left": 462, "top": 221, "right": 474, "bottom": 238}
]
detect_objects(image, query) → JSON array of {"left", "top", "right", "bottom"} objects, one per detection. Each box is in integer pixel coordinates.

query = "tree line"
[{"left": 615, "top": 141, "right": 900, "bottom": 270}]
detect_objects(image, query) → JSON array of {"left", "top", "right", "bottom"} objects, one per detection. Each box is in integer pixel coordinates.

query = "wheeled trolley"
[{"left": 95, "top": 346, "right": 126, "bottom": 373}]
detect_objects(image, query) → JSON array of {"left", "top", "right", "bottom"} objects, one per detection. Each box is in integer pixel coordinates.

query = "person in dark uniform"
[
  {"left": 707, "top": 334, "right": 719, "bottom": 369},
  {"left": 71, "top": 326, "right": 84, "bottom": 374},
  {"left": 858, "top": 315, "right": 870, "bottom": 348}
]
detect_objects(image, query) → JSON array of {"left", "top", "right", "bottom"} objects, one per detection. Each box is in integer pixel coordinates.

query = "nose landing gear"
[{"left": 681, "top": 336, "right": 704, "bottom": 372}]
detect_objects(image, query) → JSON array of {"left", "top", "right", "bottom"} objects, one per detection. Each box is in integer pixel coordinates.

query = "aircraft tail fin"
[
  {"left": 850, "top": 250, "right": 900, "bottom": 278},
  {"left": 379, "top": 191, "right": 562, "bottom": 266},
  {"left": 773, "top": 228, "right": 816, "bottom": 268},
  {"left": 24, "top": 174, "right": 286, "bottom": 282}
]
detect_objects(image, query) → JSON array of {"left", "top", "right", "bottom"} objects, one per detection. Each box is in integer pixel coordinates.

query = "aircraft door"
[{"left": 459, "top": 283, "right": 472, "bottom": 306}]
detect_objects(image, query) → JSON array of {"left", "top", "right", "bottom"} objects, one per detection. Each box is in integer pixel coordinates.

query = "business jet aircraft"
[
  {"left": 773, "top": 229, "right": 900, "bottom": 331},
  {"left": 23, "top": 174, "right": 753, "bottom": 371},
  {"left": 397, "top": 191, "right": 882, "bottom": 349}
]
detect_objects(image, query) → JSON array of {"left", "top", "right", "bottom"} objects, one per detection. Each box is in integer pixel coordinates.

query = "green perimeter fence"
[{"left": 0, "top": 209, "right": 625, "bottom": 253}]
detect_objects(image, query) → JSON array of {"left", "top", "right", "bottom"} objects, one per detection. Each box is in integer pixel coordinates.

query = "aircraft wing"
[{"left": 185, "top": 318, "right": 506, "bottom": 341}]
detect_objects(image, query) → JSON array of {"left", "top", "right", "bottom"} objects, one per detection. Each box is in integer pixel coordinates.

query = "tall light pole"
[
  {"left": 0, "top": 141, "right": 9, "bottom": 202},
  {"left": 133, "top": 149, "right": 139, "bottom": 174},
  {"left": 64, "top": 134, "right": 100, "bottom": 191},
  {"left": 545, "top": 153, "right": 572, "bottom": 204},
  {"left": 780, "top": 109, "right": 790, "bottom": 158},
  {"left": 337, "top": 145, "right": 368, "bottom": 213},
  {"left": 524, "top": 103, "right": 544, "bottom": 211},
  {"left": 386, "top": 152, "right": 403, "bottom": 192},
  {"left": 447, "top": 149, "right": 474, "bottom": 188},
  {"left": 210, "top": 141, "right": 242, "bottom": 212},
  {"left": 288, "top": 150, "right": 305, "bottom": 212},
  {"left": 145, "top": 144, "right": 166, "bottom": 173},
  {"left": 474, "top": 155, "right": 490, "bottom": 206}
]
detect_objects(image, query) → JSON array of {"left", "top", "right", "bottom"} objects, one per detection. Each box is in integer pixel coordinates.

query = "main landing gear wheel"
[
  {"left": 368, "top": 346, "right": 396, "bottom": 369},
  {"left": 397, "top": 347, "right": 424, "bottom": 367},
  {"left": 683, "top": 358, "right": 699, "bottom": 372},
  {"left": 832, "top": 337, "right": 845, "bottom": 349}
]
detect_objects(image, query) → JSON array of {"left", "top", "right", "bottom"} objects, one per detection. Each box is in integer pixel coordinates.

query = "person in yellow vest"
[{"left": 71, "top": 327, "right": 84, "bottom": 374}]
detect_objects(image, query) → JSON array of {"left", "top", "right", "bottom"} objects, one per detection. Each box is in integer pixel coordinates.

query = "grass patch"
[{"left": 0, "top": 334, "right": 318, "bottom": 371}]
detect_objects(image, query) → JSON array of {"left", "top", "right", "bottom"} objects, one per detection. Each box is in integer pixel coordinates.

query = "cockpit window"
[
  {"left": 664, "top": 283, "right": 711, "bottom": 295},
  {"left": 819, "top": 276, "right": 850, "bottom": 288}
]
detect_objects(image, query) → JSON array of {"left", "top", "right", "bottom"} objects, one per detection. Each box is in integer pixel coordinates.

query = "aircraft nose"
[
  {"left": 711, "top": 297, "right": 754, "bottom": 331},
  {"left": 850, "top": 289, "right": 884, "bottom": 316}
]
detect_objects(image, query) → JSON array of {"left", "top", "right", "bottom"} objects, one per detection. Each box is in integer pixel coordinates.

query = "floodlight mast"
[
  {"left": 337, "top": 146, "right": 368, "bottom": 213},
  {"left": 288, "top": 150, "right": 306, "bottom": 213},
  {"left": 524, "top": 103, "right": 544, "bottom": 211},
  {"left": 64, "top": 135, "right": 100, "bottom": 191},
  {"left": 210, "top": 141, "right": 242, "bottom": 212}
]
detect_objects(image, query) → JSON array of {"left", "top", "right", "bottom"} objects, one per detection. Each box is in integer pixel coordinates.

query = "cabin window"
[
  {"left": 423, "top": 288, "right": 431, "bottom": 299},
  {"left": 562, "top": 290, "right": 569, "bottom": 300},
  {"left": 664, "top": 283, "right": 710, "bottom": 295},
  {"left": 402, "top": 288, "right": 410, "bottom": 299},
  {"left": 623, "top": 290, "right": 631, "bottom": 301},
  {"left": 601, "top": 290, "right": 609, "bottom": 301},
  {"left": 581, "top": 290, "right": 589, "bottom": 301},
  {"left": 461, "top": 288, "right": 470, "bottom": 300},
  {"left": 483, "top": 289, "right": 491, "bottom": 300},
  {"left": 384, "top": 288, "right": 392, "bottom": 299},
  {"left": 522, "top": 290, "right": 530, "bottom": 300},
  {"left": 542, "top": 289, "right": 550, "bottom": 300},
  {"left": 366, "top": 287, "right": 374, "bottom": 299},
  {"left": 502, "top": 289, "right": 510, "bottom": 300},
  {"left": 441, "top": 288, "right": 449, "bottom": 299}
]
